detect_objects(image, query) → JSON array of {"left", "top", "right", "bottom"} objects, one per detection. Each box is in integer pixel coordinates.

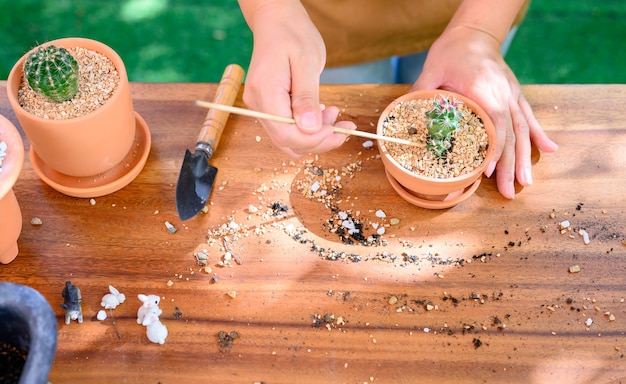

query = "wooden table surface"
[{"left": 1, "top": 82, "right": 625, "bottom": 384}]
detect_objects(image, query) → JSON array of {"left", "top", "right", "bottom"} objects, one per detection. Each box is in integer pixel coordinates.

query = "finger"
[
  {"left": 290, "top": 56, "right": 324, "bottom": 134},
  {"left": 519, "top": 94, "right": 558, "bottom": 153},
  {"left": 510, "top": 98, "right": 532, "bottom": 187}
]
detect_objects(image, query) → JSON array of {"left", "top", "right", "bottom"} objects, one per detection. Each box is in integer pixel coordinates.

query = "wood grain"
[{"left": 1, "top": 82, "right": 625, "bottom": 384}]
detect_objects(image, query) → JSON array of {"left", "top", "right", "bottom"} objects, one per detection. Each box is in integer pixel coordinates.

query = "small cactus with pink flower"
[{"left": 425, "top": 95, "right": 464, "bottom": 158}]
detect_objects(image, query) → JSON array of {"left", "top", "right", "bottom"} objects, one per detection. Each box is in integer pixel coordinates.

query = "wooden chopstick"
[{"left": 195, "top": 100, "right": 418, "bottom": 146}]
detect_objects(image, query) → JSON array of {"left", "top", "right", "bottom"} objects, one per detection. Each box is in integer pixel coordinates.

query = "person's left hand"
[{"left": 412, "top": 25, "right": 558, "bottom": 199}]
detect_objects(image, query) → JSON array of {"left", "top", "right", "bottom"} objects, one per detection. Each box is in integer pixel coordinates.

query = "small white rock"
[
  {"left": 97, "top": 310, "right": 107, "bottom": 321},
  {"left": 362, "top": 140, "right": 374, "bottom": 148},
  {"left": 375, "top": 209, "right": 386, "bottom": 218},
  {"left": 248, "top": 204, "right": 258, "bottom": 213},
  {"left": 377, "top": 227, "right": 385, "bottom": 235},
  {"left": 585, "top": 317, "right": 593, "bottom": 327},
  {"left": 310, "top": 180, "right": 321, "bottom": 193},
  {"left": 579, "top": 229, "right": 590, "bottom": 245}
]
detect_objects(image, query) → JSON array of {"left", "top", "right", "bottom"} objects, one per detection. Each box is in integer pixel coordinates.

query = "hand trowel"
[{"left": 175, "top": 64, "right": 244, "bottom": 220}]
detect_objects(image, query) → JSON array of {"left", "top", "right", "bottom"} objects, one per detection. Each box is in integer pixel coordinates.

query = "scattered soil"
[
  {"left": 17, "top": 46, "right": 119, "bottom": 120},
  {"left": 381, "top": 98, "right": 489, "bottom": 179}
]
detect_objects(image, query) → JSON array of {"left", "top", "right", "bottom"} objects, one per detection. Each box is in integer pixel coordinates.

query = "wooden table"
[{"left": 1, "top": 82, "right": 625, "bottom": 384}]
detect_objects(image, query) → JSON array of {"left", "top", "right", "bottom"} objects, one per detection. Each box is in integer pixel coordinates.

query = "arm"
[
  {"left": 237, "top": 0, "right": 355, "bottom": 157},
  {"left": 413, "top": 0, "right": 558, "bottom": 199}
]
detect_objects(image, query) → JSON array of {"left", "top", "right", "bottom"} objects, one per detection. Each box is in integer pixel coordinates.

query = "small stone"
[
  {"left": 30, "top": 217, "right": 43, "bottom": 226},
  {"left": 579, "top": 229, "right": 590, "bottom": 245},
  {"left": 362, "top": 140, "right": 374, "bottom": 148},
  {"left": 227, "top": 291, "right": 237, "bottom": 299},
  {"left": 96, "top": 310, "right": 107, "bottom": 321},
  {"left": 389, "top": 218, "right": 400, "bottom": 225},
  {"left": 569, "top": 265, "right": 581, "bottom": 273},
  {"left": 559, "top": 220, "right": 570, "bottom": 230},
  {"left": 585, "top": 318, "right": 593, "bottom": 327},
  {"left": 165, "top": 221, "right": 177, "bottom": 234},
  {"left": 248, "top": 204, "right": 258, "bottom": 213},
  {"left": 375, "top": 210, "right": 386, "bottom": 218},
  {"left": 388, "top": 296, "right": 398, "bottom": 305},
  {"left": 89, "top": 198, "right": 96, "bottom": 205},
  {"left": 255, "top": 135, "right": 262, "bottom": 142}
]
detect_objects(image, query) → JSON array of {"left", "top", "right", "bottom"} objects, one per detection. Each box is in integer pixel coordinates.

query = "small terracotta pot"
[
  {"left": 377, "top": 89, "right": 496, "bottom": 209},
  {"left": 0, "top": 114, "right": 24, "bottom": 264},
  {"left": 6, "top": 37, "right": 150, "bottom": 198}
]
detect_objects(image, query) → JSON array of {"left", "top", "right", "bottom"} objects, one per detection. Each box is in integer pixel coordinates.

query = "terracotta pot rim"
[
  {"left": 376, "top": 88, "right": 496, "bottom": 183},
  {"left": 6, "top": 37, "right": 128, "bottom": 124}
]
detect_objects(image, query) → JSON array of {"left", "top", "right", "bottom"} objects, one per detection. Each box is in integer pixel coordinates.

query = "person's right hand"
[{"left": 238, "top": 0, "right": 355, "bottom": 157}]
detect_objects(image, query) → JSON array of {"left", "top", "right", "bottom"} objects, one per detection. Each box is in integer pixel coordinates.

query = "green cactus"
[
  {"left": 425, "top": 95, "right": 464, "bottom": 158},
  {"left": 23, "top": 45, "right": 79, "bottom": 103}
]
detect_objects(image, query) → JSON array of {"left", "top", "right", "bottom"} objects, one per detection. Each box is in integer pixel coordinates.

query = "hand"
[
  {"left": 239, "top": 1, "right": 355, "bottom": 157},
  {"left": 412, "top": 25, "right": 558, "bottom": 199}
]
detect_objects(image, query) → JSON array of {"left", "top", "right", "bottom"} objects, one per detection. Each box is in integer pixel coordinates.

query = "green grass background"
[{"left": 0, "top": 0, "right": 624, "bottom": 84}]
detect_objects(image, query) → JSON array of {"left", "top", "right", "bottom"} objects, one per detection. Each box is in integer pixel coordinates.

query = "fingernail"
[
  {"left": 299, "top": 111, "right": 318, "bottom": 131},
  {"left": 505, "top": 183, "right": 516, "bottom": 199},
  {"left": 522, "top": 169, "right": 533, "bottom": 186},
  {"left": 485, "top": 160, "right": 497, "bottom": 177}
]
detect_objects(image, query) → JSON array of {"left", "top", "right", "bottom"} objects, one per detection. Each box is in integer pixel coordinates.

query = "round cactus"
[
  {"left": 425, "top": 95, "right": 464, "bottom": 158},
  {"left": 23, "top": 45, "right": 79, "bottom": 103}
]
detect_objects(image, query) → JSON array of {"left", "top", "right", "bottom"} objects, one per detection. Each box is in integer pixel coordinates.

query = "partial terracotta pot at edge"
[
  {"left": 376, "top": 89, "right": 496, "bottom": 209},
  {"left": 6, "top": 37, "right": 135, "bottom": 178},
  {"left": 0, "top": 114, "right": 24, "bottom": 264}
]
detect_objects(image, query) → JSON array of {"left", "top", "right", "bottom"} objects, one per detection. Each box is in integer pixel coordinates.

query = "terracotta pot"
[
  {"left": 0, "top": 282, "right": 57, "bottom": 383},
  {"left": 6, "top": 37, "right": 151, "bottom": 198},
  {"left": 0, "top": 114, "right": 24, "bottom": 264},
  {"left": 376, "top": 90, "right": 496, "bottom": 209}
]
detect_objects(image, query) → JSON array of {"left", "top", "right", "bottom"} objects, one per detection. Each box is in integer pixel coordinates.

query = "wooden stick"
[{"left": 195, "top": 100, "right": 419, "bottom": 147}]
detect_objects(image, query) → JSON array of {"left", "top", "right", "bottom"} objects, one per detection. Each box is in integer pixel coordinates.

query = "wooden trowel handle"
[{"left": 196, "top": 64, "right": 245, "bottom": 152}]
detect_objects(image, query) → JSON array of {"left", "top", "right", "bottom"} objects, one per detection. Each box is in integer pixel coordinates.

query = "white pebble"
[
  {"left": 579, "top": 229, "right": 590, "bottom": 245},
  {"left": 228, "top": 220, "right": 240, "bottom": 230},
  {"left": 248, "top": 204, "right": 258, "bottom": 213},
  {"left": 310, "top": 180, "right": 320, "bottom": 192},
  {"left": 338, "top": 211, "right": 348, "bottom": 220},
  {"left": 97, "top": 310, "right": 107, "bottom": 321},
  {"left": 423, "top": 328, "right": 430, "bottom": 333},
  {"left": 377, "top": 227, "right": 385, "bottom": 235},
  {"left": 585, "top": 318, "right": 593, "bottom": 327},
  {"left": 362, "top": 140, "right": 374, "bottom": 148},
  {"left": 375, "top": 210, "right": 386, "bottom": 218},
  {"left": 560, "top": 220, "right": 571, "bottom": 229}
]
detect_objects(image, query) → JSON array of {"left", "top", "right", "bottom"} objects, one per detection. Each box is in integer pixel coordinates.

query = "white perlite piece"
[
  {"left": 362, "top": 140, "right": 374, "bottom": 148},
  {"left": 375, "top": 210, "right": 386, "bottom": 218},
  {"left": 0, "top": 141, "right": 7, "bottom": 171},
  {"left": 96, "top": 310, "right": 107, "bottom": 321},
  {"left": 579, "top": 229, "right": 591, "bottom": 245}
]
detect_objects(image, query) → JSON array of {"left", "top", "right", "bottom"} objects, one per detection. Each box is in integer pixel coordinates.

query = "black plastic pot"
[{"left": 0, "top": 282, "right": 57, "bottom": 384}]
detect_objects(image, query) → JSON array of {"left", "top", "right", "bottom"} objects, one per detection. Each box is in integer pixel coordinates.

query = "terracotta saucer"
[
  {"left": 31, "top": 112, "right": 151, "bottom": 198},
  {"left": 385, "top": 170, "right": 481, "bottom": 209}
]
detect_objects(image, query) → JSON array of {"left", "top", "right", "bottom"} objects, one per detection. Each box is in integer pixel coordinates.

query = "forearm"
[{"left": 445, "top": 0, "right": 528, "bottom": 45}]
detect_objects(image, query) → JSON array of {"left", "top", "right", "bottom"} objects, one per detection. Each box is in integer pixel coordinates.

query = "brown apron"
[{"left": 301, "top": 0, "right": 530, "bottom": 68}]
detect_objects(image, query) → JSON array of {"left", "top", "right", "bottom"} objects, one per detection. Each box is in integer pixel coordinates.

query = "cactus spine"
[
  {"left": 24, "top": 45, "right": 79, "bottom": 102},
  {"left": 425, "top": 95, "right": 463, "bottom": 158}
]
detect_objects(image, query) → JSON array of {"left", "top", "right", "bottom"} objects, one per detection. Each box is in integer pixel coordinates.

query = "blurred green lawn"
[{"left": 0, "top": 0, "right": 624, "bottom": 84}]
